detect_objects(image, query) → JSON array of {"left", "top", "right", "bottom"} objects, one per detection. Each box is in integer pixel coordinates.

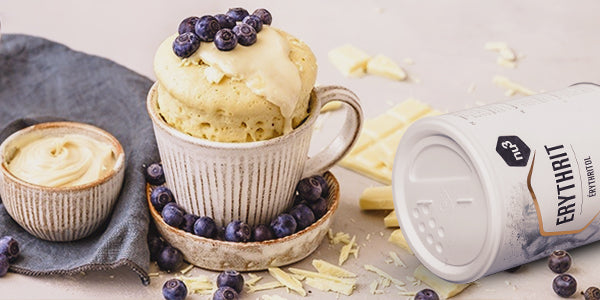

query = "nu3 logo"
[{"left": 496, "top": 135, "right": 531, "bottom": 167}]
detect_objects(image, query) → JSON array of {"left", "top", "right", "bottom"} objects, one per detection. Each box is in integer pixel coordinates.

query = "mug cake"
[{"left": 153, "top": 10, "right": 318, "bottom": 142}]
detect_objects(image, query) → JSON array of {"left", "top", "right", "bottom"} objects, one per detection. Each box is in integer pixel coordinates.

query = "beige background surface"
[{"left": 1, "top": 0, "right": 600, "bottom": 299}]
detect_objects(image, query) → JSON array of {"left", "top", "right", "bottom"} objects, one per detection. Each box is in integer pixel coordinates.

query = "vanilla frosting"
[
  {"left": 185, "top": 26, "right": 302, "bottom": 122},
  {"left": 6, "top": 134, "right": 116, "bottom": 187}
]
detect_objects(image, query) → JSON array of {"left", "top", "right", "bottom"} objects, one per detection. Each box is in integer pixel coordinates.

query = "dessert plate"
[{"left": 147, "top": 171, "right": 339, "bottom": 271}]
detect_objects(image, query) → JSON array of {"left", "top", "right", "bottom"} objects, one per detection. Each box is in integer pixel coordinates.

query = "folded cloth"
[{"left": 0, "top": 34, "right": 156, "bottom": 285}]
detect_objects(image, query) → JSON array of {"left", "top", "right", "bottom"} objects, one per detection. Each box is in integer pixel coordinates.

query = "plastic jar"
[{"left": 393, "top": 83, "right": 600, "bottom": 283}]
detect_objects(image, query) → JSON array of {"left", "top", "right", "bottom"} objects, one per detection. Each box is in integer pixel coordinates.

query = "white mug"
[{"left": 147, "top": 83, "right": 363, "bottom": 226}]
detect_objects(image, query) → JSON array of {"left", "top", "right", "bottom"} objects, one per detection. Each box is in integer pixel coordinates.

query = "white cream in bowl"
[{"left": 5, "top": 133, "right": 117, "bottom": 187}]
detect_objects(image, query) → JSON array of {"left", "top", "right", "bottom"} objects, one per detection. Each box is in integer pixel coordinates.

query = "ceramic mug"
[{"left": 147, "top": 83, "right": 363, "bottom": 226}]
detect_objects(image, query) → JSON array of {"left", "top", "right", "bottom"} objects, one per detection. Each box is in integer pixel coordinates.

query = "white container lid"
[{"left": 393, "top": 117, "right": 503, "bottom": 283}]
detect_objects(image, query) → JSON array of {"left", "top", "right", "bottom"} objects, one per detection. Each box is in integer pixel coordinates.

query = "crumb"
[
  {"left": 467, "top": 83, "right": 476, "bottom": 94},
  {"left": 180, "top": 264, "right": 194, "bottom": 275}
]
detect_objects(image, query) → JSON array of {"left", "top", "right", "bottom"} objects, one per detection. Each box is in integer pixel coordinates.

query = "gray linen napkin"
[{"left": 0, "top": 34, "right": 156, "bottom": 285}]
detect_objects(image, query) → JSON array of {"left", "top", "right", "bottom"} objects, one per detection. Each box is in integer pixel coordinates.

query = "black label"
[{"left": 496, "top": 135, "right": 531, "bottom": 167}]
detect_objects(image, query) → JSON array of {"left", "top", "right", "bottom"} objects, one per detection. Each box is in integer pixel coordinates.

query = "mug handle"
[{"left": 302, "top": 85, "right": 364, "bottom": 177}]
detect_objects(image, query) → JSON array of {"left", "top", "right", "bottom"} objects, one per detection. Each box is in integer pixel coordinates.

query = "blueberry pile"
[
  {"left": 172, "top": 7, "right": 272, "bottom": 57},
  {"left": 148, "top": 228, "right": 184, "bottom": 272},
  {"left": 160, "top": 269, "right": 243, "bottom": 300},
  {"left": 146, "top": 188, "right": 184, "bottom": 273},
  {"left": 0, "top": 236, "right": 20, "bottom": 278},
  {"left": 214, "top": 269, "right": 244, "bottom": 300},
  {"left": 548, "top": 250, "right": 577, "bottom": 298},
  {"left": 543, "top": 249, "right": 600, "bottom": 299},
  {"left": 146, "top": 161, "right": 331, "bottom": 243}
]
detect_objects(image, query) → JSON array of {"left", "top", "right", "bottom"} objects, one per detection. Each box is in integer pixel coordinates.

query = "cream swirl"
[{"left": 6, "top": 134, "right": 116, "bottom": 187}]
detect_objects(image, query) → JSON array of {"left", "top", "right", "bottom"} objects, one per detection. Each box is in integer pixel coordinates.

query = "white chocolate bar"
[
  {"left": 388, "top": 229, "right": 413, "bottom": 255},
  {"left": 341, "top": 100, "right": 440, "bottom": 183},
  {"left": 367, "top": 54, "right": 407, "bottom": 81},
  {"left": 328, "top": 44, "right": 371, "bottom": 77},
  {"left": 384, "top": 210, "right": 399, "bottom": 227},
  {"left": 359, "top": 185, "right": 394, "bottom": 210}
]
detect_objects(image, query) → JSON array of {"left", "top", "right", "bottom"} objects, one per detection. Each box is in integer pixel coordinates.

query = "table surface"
[{"left": 2, "top": 1, "right": 600, "bottom": 299}]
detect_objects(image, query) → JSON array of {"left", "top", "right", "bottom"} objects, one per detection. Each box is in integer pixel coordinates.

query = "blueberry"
[
  {"left": 0, "top": 236, "right": 20, "bottom": 263},
  {"left": 296, "top": 177, "right": 322, "bottom": 202},
  {"left": 312, "top": 175, "right": 329, "bottom": 197},
  {"left": 149, "top": 218, "right": 160, "bottom": 235},
  {"left": 307, "top": 197, "right": 328, "bottom": 219},
  {"left": 252, "top": 224, "right": 274, "bottom": 242},
  {"left": 162, "top": 204, "right": 184, "bottom": 228},
  {"left": 0, "top": 254, "right": 8, "bottom": 277},
  {"left": 178, "top": 16, "right": 200, "bottom": 34},
  {"left": 548, "top": 250, "right": 572, "bottom": 274},
  {"left": 157, "top": 245, "right": 183, "bottom": 271},
  {"left": 232, "top": 23, "right": 257, "bottom": 46},
  {"left": 252, "top": 9, "right": 272, "bottom": 25},
  {"left": 289, "top": 204, "right": 315, "bottom": 230},
  {"left": 151, "top": 186, "right": 175, "bottom": 211},
  {"left": 194, "top": 216, "right": 217, "bottom": 238},
  {"left": 225, "top": 220, "right": 251, "bottom": 242},
  {"left": 213, "top": 286, "right": 238, "bottom": 300},
  {"left": 148, "top": 234, "right": 165, "bottom": 262},
  {"left": 216, "top": 226, "right": 226, "bottom": 241},
  {"left": 414, "top": 289, "right": 439, "bottom": 300},
  {"left": 292, "top": 193, "right": 304, "bottom": 205},
  {"left": 195, "top": 15, "right": 221, "bottom": 42},
  {"left": 242, "top": 15, "right": 262, "bottom": 33},
  {"left": 270, "top": 214, "right": 297, "bottom": 238},
  {"left": 214, "top": 29, "right": 237, "bottom": 51},
  {"left": 145, "top": 163, "right": 166, "bottom": 185},
  {"left": 225, "top": 7, "right": 249, "bottom": 22},
  {"left": 214, "top": 14, "right": 236, "bottom": 29},
  {"left": 217, "top": 269, "right": 244, "bottom": 293},
  {"left": 162, "top": 278, "right": 188, "bottom": 300},
  {"left": 164, "top": 202, "right": 185, "bottom": 213},
  {"left": 553, "top": 274, "right": 577, "bottom": 298},
  {"left": 180, "top": 214, "right": 198, "bottom": 233},
  {"left": 584, "top": 287, "right": 600, "bottom": 300},
  {"left": 172, "top": 32, "right": 201, "bottom": 58}
]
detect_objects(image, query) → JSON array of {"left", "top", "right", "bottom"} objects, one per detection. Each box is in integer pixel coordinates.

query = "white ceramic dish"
[
  {"left": 148, "top": 171, "right": 339, "bottom": 271},
  {"left": 0, "top": 122, "right": 125, "bottom": 242}
]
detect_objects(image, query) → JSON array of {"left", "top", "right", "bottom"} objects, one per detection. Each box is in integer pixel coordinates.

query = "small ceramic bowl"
[
  {"left": 0, "top": 122, "right": 125, "bottom": 242},
  {"left": 148, "top": 171, "right": 340, "bottom": 271}
]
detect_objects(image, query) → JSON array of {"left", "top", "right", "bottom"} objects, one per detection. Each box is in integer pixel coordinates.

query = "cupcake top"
[
  {"left": 153, "top": 8, "right": 317, "bottom": 142},
  {"left": 154, "top": 25, "right": 316, "bottom": 124}
]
